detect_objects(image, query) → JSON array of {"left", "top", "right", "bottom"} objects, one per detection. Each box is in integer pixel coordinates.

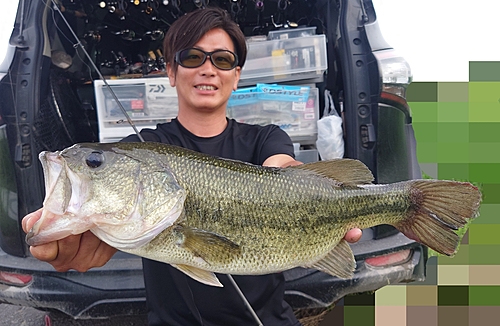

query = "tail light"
[
  {"left": 0, "top": 271, "right": 33, "bottom": 286},
  {"left": 365, "top": 249, "right": 412, "bottom": 267},
  {"left": 373, "top": 49, "right": 413, "bottom": 110}
]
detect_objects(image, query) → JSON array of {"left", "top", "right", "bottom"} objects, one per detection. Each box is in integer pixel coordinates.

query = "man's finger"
[
  {"left": 29, "top": 242, "right": 59, "bottom": 263},
  {"left": 22, "top": 208, "right": 43, "bottom": 233},
  {"left": 344, "top": 228, "right": 362, "bottom": 243}
]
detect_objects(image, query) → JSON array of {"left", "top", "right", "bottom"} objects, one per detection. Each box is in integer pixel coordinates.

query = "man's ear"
[
  {"left": 167, "top": 63, "right": 176, "bottom": 87},
  {"left": 233, "top": 66, "right": 241, "bottom": 91}
]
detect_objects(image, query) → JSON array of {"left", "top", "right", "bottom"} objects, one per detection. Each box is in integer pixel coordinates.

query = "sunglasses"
[{"left": 174, "top": 48, "right": 239, "bottom": 70}]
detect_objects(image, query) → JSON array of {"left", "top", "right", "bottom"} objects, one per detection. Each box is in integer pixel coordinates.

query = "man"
[{"left": 23, "top": 7, "right": 362, "bottom": 326}]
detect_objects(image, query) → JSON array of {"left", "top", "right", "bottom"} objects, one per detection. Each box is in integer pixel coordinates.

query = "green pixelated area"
[
  {"left": 328, "top": 62, "right": 500, "bottom": 326},
  {"left": 404, "top": 63, "right": 500, "bottom": 325},
  {"left": 408, "top": 74, "right": 500, "bottom": 265}
]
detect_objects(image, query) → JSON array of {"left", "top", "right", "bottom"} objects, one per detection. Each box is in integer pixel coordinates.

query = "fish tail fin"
[{"left": 395, "top": 180, "right": 481, "bottom": 256}]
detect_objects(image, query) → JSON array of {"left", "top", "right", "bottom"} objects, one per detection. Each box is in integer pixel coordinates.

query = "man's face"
[{"left": 167, "top": 28, "right": 241, "bottom": 115}]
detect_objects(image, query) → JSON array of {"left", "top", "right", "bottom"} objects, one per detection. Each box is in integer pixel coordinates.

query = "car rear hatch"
[{"left": 0, "top": 0, "right": 426, "bottom": 319}]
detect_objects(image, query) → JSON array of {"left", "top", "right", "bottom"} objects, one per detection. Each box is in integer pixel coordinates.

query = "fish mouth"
[
  {"left": 26, "top": 150, "right": 95, "bottom": 246},
  {"left": 40, "top": 151, "right": 68, "bottom": 214},
  {"left": 26, "top": 209, "right": 93, "bottom": 246}
]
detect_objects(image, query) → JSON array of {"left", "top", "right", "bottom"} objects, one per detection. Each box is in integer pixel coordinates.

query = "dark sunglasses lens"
[
  {"left": 211, "top": 51, "right": 237, "bottom": 70},
  {"left": 178, "top": 48, "right": 205, "bottom": 68},
  {"left": 177, "top": 48, "right": 237, "bottom": 70}
]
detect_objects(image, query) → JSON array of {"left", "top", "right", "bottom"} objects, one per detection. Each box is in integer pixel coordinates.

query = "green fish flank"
[{"left": 27, "top": 142, "right": 482, "bottom": 287}]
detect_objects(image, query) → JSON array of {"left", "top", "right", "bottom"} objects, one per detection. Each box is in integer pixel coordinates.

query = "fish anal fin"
[
  {"left": 303, "top": 239, "right": 356, "bottom": 279},
  {"left": 176, "top": 225, "right": 241, "bottom": 265},
  {"left": 172, "top": 264, "right": 223, "bottom": 287},
  {"left": 293, "top": 159, "right": 373, "bottom": 186}
]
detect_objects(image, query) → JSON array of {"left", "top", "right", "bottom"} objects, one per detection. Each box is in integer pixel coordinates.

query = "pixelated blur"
[{"left": 319, "top": 61, "right": 500, "bottom": 326}]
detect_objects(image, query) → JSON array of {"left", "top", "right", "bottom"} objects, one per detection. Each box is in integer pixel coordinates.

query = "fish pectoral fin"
[
  {"left": 303, "top": 239, "right": 356, "bottom": 279},
  {"left": 293, "top": 159, "right": 374, "bottom": 186},
  {"left": 177, "top": 225, "right": 241, "bottom": 265},
  {"left": 172, "top": 264, "right": 223, "bottom": 287}
]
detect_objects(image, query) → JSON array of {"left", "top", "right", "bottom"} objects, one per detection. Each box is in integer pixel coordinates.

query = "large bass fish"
[{"left": 26, "top": 142, "right": 481, "bottom": 287}]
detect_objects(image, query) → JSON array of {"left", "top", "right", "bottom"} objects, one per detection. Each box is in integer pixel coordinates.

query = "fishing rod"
[
  {"left": 50, "top": 0, "right": 144, "bottom": 142},
  {"left": 49, "top": 1, "right": 263, "bottom": 325}
]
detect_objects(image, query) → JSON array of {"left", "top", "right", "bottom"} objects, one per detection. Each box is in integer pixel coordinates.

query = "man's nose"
[{"left": 198, "top": 55, "right": 217, "bottom": 75}]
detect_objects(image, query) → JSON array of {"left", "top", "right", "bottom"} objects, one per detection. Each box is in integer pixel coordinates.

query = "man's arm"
[{"left": 262, "top": 153, "right": 303, "bottom": 167}]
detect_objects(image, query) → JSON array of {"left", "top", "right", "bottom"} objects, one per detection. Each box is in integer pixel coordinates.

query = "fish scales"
[
  {"left": 27, "top": 142, "right": 482, "bottom": 286},
  {"left": 119, "top": 144, "right": 411, "bottom": 273}
]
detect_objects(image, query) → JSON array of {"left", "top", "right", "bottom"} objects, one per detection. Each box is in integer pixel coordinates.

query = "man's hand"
[{"left": 22, "top": 208, "right": 117, "bottom": 272}]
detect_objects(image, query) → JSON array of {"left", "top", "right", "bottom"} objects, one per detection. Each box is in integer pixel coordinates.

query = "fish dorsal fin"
[
  {"left": 292, "top": 159, "right": 374, "bottom": 186},
  {"left": 302, "top": 239, "right": 356, "bottom": 279},
  {"left": 172, "top": 264, "right": 223, "bottom": 287},
  {"left": 176, "top": 225, "right": 241, "bottom": 265}
]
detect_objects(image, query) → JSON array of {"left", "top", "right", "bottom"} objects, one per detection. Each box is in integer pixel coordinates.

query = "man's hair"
[{"left": 163, "top": 7, "right": 247, "bottom": 73}]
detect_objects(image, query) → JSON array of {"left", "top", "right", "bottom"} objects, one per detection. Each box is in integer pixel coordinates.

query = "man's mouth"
[{"left": 195, "top": 85, "right": 217, "bottom": 91}]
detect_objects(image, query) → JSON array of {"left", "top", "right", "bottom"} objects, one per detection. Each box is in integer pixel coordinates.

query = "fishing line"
[
  {"left": 48, "top": 2, "right": 264, "bottom": 324},
  {"left": 228, "top": 274, "right": 264, "bottom": 326},
  {"left": 47, "top": 2, "right": 94, "bottom": 82},
  {"left": 49, "top": 0, "right": 144, "bottom": 142}
]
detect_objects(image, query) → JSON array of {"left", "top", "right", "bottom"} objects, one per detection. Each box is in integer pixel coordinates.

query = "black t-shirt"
[{"left": 122, "top": 118, "right": 301, "bottom": 326}]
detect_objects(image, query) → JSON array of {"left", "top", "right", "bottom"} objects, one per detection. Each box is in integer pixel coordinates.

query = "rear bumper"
[
  {"left": 0, "top": 250, "right": 147, "bottom": 318},
  {"left": 284, "top": 232, "right": 427, "bottom": 309},
  {"left": 0, "top": 232, "right": 427, "bottom": 318}
]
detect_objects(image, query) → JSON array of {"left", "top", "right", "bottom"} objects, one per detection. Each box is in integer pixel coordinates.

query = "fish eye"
[{"left": 86, "top": 151, "right": 105, "bottom": 168}]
